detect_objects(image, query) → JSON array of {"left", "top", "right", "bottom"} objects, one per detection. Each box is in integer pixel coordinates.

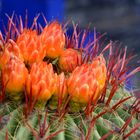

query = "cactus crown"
[{"left": 0, "top": 13, "right": 140, "bottom": 140}]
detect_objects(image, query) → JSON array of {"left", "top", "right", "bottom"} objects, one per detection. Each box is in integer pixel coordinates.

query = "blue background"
[{"left": 0, "top": 0, "right": 64, "bottom": 29}]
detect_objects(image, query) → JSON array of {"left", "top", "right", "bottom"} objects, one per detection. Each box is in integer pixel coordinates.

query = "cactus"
[{"left": 0, "top": 14, "right": 140, "bottom": 140}]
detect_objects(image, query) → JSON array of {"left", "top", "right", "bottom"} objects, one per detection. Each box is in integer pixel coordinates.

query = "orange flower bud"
[
  {"left": 67, "top": 64, "right": 100, "bottom": 104},
  {"left": 2, "top": 57, "right": 28, "bottom": 100},
  {"left": 40, "top": 21, "right": 65, "bottom": 59},
  {"left": 26, "top": 62, "right": 57, "bottom": 102},
  {"left": 67, "top": 55, "right": 106, "bottom": 106},
  {"left": 16, "top": 29, "right": 46, "bottom": 65},
  {"left": 91, "top": 54, "right": 107, "bottom": 90},
  {"left": 49, "top": 72, "right": 68, "bottom": 109},
  {"left": 55, "top": 72, "right": 67, "bottom": 99},
  {"left": 0, "top": 40, "right": 23, "bottom": 69},
  {"left": 58, "top": 48, "right": 82, "bottom": 72}
]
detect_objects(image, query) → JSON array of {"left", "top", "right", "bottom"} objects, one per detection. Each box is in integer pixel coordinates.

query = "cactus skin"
[
  {"left": 0, "top": 90, "right": 139, "bottom": 140},
  {"left": 0, "top": 14, "right": 140, "bottom": 140}
]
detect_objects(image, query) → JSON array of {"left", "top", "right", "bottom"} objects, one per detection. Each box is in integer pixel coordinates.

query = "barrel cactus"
[{"left": 0, "top": 14, "right": 140, "bottom": 140}]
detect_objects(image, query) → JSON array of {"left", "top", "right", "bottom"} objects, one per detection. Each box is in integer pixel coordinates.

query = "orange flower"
[
  {"left": 55, "top": 72, "right": 67, "bottom": 98},
  {"left": 90, "top": 54, "right": 107, "bottom": 90},
  {"left": 67, "top": 64, "right": 99, "bottom": 104},
  {"left": 67, "top": 55, "right": 106, "bottom": 105},
  {"left": 49, "top": 72, "right": 68, "bottom": 109},
  {"left": 40, "top": 21, "right": 65, "bottom": 59},
  {"left": 58, "top": 48, "right": 82, "bottom": 72},
  {"left": 0, "top": 40, "right": 23, "bottom": 69},
  {"left": 26, "top": 62, "right": 57, "bottom": 102},
  {"left": 2, "top": 57, "right": 28, "bottom": 100},
  {"left": 16, "top": 29, "right": 46, "bottom": 65}
]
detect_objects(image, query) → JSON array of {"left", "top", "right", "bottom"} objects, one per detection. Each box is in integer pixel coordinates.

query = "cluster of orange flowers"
[{"left": 0, "top": 21, "right": 107, "bottom": 108}]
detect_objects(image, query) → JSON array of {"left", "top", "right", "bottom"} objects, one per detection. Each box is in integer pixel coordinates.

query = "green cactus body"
[{"left": 0, "top": 14, "right": 140, "bottom": 140}]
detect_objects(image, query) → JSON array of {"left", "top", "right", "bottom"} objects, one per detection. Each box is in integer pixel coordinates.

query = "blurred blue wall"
[{"left": 0, "top": 0, "right": 64, "bottom": 31}]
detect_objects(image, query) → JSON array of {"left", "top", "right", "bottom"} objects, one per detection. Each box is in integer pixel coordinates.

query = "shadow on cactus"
[{"left": 0, "top": 13, "right": 140, "bottom": 140}]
